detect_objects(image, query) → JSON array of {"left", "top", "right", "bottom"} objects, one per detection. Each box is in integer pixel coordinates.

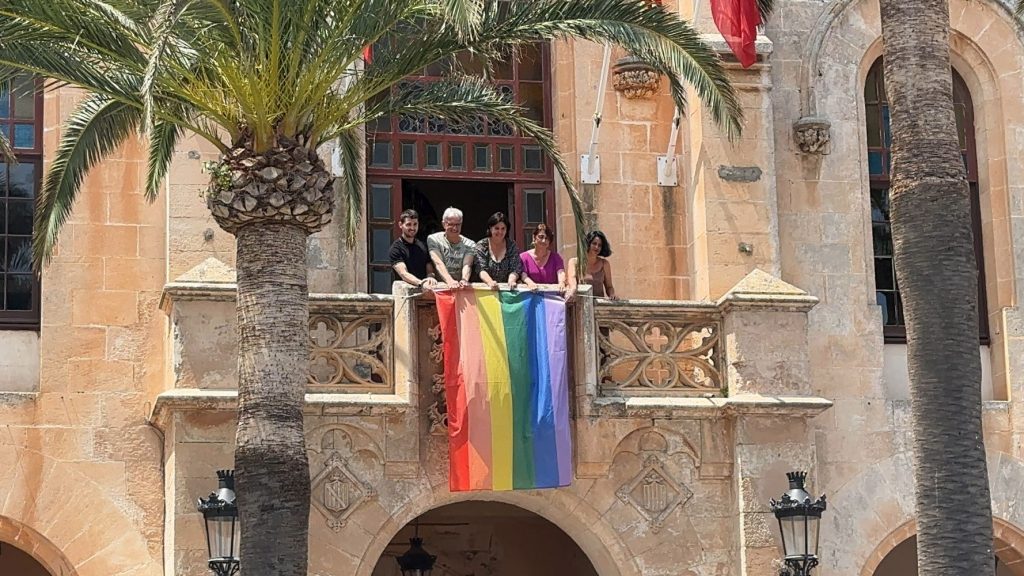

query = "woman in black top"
[{"left": 475, "top": 212, "right": 524, "bottom": 289}]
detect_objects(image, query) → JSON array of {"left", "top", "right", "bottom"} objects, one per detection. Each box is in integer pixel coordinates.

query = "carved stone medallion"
[
  {"left": 310, "top": 428, "right": 378, "bottom": 531},
  {"left": 793, "top": 116, "right": 832, "bottom": 155},
  {"left": 615, "top": 431, "right": 694, "bottom": 532}
]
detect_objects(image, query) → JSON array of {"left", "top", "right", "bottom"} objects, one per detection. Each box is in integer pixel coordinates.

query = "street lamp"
[
  {"left": 770, "top": 471, "right": 827, "bottom": 576},
  {"left": 395, "top": 524, "right": 436, "bottom": 576},
  {"left": 197, "top": 469, "right": 240, "bottom": 576}
]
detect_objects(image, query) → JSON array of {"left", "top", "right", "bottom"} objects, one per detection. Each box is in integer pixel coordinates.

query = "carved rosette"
[
  {"left": 426, "top": 322, "right": 448, "bottom": 434},
  {"left": 309, "top": 427, "right": 380, "bottom": 532},
  {"left": 206, "top": 135, "right": 335, "bottom": 235},
  {"left": 793, "top": 116, "right": 832, "bottom": 155},
  {"left": 615, "top": 431, "right": 693, "bottom": 532},
  {"left": 612, "top": 56, "right": 662, "bottom": 100}
]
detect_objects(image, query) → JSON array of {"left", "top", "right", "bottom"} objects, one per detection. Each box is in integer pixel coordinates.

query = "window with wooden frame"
[
  {"left": 0, "top": 76, "right": 43, "bottom": 330},
  {"left": 864, "top": 58, "right": 988, "bottom": 343}
]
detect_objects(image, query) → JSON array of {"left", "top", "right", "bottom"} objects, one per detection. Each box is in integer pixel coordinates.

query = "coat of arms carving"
[
  {"left": 310, "top": 428, "right": 378, "bottom": 531},
  {"left": 615, "top": 430, "right": 694, "bottom": 532}
]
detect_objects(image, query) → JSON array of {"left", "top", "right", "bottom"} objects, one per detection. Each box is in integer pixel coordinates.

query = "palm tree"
[
  {"left": 878, "top": 0, "right": 994, "bottom": 573},
  {"left": 0, "top": 0, "right": 758, "bottom": 573}
]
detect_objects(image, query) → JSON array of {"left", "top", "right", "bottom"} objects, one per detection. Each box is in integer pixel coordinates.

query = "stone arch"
[
  {"left": 0, "top": 515, "right": 76, "bottom": 576},
  {"left": 859, "top": 518, "right": 1024, "bottom": 575},
  {"left": 354, "top": 483, "right": 641, "bottom": 576},
  {"left": 0, "top": 446, "right": 160, "bottom": 576},
  {"left": 818, "top": 451, "right": 1024, "bottom": 575}
]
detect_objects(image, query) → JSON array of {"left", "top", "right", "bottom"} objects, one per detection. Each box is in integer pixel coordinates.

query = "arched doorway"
[
  {"left": 873, "top": 535, "right": 1024, "bottom": 575},
  {"left": 0, "top": 541, "right": 52, "bottom": 576},
  {"left": 371, "top": 501, "right": 599, "bottom": 576}
]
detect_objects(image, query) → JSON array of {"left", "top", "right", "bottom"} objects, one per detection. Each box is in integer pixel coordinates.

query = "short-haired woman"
[
  {"left": 568, "top": 230, "right": 617, "bottom": 299},
  {"left": 520, "top": 223, "right": 571, "bottom": 298},
  {"left": 475, "top": 212, "right": 525, "bottom": 290}
]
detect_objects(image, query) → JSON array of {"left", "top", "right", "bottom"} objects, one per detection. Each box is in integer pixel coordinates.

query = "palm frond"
[
  {"left": 145, "top": 119, "right": 181, "bottom": 200},
  {"left": 34, "top": 94, "right": 141, "bottom": 267},
  {"left": 334, "top": 125, "right": 364, "bottom": 245},
  {"left": 756, "top": 0, "right": 773, "bottom": 24},
  {"left": 1017, "top": 0, "right": 1024, "bottom": 18}
]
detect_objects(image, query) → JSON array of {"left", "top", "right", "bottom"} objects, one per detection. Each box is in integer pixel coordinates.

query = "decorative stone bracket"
[
  {"left": 612, "top": 56, "right": 662, "bottom": 100},
  {"left": 793, "top": 116, "right": 832, "bottom": 155}
]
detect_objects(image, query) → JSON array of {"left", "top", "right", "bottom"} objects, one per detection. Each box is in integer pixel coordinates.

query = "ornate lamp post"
[
  {"left": 770, "top": 471, "right": 827, "bottom": 576},
  {"left": 395, "top": 524, "right": 436, "bottom": 576},
  {"left": 197, "top": 469, "right": 240, "bottom": 576}
]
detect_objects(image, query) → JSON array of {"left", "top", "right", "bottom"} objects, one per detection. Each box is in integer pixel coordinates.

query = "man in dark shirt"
[{"left": 389, "top": 209, "right": 436, "bottom": 289}]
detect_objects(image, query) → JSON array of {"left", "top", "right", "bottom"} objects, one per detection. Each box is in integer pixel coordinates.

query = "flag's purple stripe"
[
  {"left": 544, "top": 294, "right": 572, "bottom": 485},
  {"left": 529, "top": 293, "right": 558, "bottom": 488}
]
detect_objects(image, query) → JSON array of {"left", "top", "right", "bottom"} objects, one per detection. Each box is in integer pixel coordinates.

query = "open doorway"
[
  {"left": 403, "top": 179, "right": 513, "bottom": 245},
  {"left": 373, "top": 501, "right": 599, "bottom": 576}
]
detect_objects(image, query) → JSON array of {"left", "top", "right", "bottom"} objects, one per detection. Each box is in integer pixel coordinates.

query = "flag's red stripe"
[{"left": 437, "top": 293, "right": 469, "bottom": 491}]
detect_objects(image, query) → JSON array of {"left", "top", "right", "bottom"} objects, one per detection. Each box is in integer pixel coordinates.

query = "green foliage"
[
  {"left": 203, "top": 160, "right": 232, "bottom": 195},
  {"left": 0, "top": 0, "right": 754, "bottom": 267}
]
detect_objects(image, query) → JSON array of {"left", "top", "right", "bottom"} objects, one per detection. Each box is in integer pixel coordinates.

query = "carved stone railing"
[
  {"left": 595, "top": 301, "right": 723, "bottom": 396},
  {"left": 308, "top": 296, "right": 394, "bottom": 393}
]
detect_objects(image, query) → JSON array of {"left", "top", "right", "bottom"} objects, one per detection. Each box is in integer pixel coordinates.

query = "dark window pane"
[
  {"left": 870, "top": 188, "right": 890, "bottom": 221},
  {"left": 0, "top": 163, "right": 6, "bottom": 197},
  {"left": 864, "top": 72, "right": 879, "bottom": 103},
  {"left": 519, "top": 83, "right": 544, "bottom": 123},
  {"left": 13, "top": 124, "right": 33, "bottom": 149},
  {"left": 455, "top": 51, "right": 484, "bottom": 76},
  {"left": 371, "top": 141, "right": 392, "bottom": 167},
  {"left": 449, "top": 143, "right": 465, "bottom": 170},
  {"left": 882, "top": 105, "right": 891, "bottom": 148},
  {"left": 7, "top": 200, "right": 31, "bottom": 235},
  {"left": 473, "top": 144, "right": 490, "bottom": 172},
  {"left": 517, "top": 44, "right": 543, "bottom": 81},
  {"left": 0, "top": 202, "right": 5, "bottom": 234},
  {"left": 6, "top": 274, "right": 31, "bottom": 310},
  {"left": 955, "top": 105, "right": 967, "bottom": 148},
  {"left": 6, "top": 237, "right": 31, "bottom": 273},
  {"left": 400, "top": 142, "right": 417, "bottom": 169},
  {"left": 877, "top": 291, "right": 898, "bottom": 326},
  {"left": 525, "top": 189, "right": 545, "bottom": 223},
  {"left": 425, "top": 56, "right": 451, "bottom": 77},
  {"left": 0, "top": 83, "right": 8, "bottom": 118},
  {"left": 872, "top": 223, "right": 892, "bottom": 257},
  {"left": 523, "top": 145, "right": 544, "bottom": 172},
  {"left": 865, "top": 104, "right": 881, "bottom": 147},
  {"left": 9, "top": 162, "right": 34, "bottom": 198},
  {"left": 12, "top": 77, "right": 34, "bottom": 120},
  {"left": 372, "top": 229, "right": 392, "bottom": 264},
  {"left": 498, "top": 145, "right": 514, "bottom": 172},
  {"left": 371, "top": 269, "right": 393, "bottom": 294},
  {"left": 874, "top": 258, "right": 895, "bottom": 290},
  {"left": 425, "top": 143, "right": 441, "bottom": 170},
  {"left": 494, "top": 57, "right": 514, "bottom": 80},
  {"left": 868, "top": 151, "right": 885, "bottom": 176},
  {"left": 370, "top": 184, "right": 392, "bottom": 220}
]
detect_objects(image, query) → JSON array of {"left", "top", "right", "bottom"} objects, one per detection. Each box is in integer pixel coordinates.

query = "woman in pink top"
[{"left": 519, "top": 224, "right": 571, "bottom": 298}]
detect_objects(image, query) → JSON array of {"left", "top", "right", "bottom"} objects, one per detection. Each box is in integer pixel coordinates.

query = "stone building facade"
[{"left": 2, "top": 0, "right": 1024, "bottom": 574}]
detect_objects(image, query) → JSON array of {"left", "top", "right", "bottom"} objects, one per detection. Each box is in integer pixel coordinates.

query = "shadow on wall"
[{"left": 873, "top": 536, "right": 1020, "bottom": 576}]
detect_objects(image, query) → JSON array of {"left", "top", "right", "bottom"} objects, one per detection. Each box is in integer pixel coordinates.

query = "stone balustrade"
[{"left": 154, "top": 269, "right": 829, "bottom": 429}]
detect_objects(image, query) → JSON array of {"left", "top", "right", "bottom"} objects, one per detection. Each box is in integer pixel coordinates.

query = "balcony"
[{"left": 152, "top": 268, "right": 831, "bottom": 429}]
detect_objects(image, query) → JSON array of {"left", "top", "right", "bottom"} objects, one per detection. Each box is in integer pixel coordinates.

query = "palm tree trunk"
[
  {"left": 235, "top": 222, "right": 311, "bottom": 576},
  {"left": 879, "top": 0, "right": 993, "bottom": 573}
]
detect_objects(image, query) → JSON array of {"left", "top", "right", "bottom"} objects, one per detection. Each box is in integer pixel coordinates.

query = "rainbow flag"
[{"left": 436, "top": 289, "right": 572, "bottom": 491}]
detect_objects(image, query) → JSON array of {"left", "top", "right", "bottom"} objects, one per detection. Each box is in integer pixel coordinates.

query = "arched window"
[
  {"left": 0, "top": 76, "right": 43, "bottom": 329},
  {"left": 864, "top": 58, "right": 988, "bottom": 343}
]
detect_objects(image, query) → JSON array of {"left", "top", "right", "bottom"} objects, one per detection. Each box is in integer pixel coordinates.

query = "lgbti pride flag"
[{"left": 435, "top": 289, "right": 572, "bottom": 492}]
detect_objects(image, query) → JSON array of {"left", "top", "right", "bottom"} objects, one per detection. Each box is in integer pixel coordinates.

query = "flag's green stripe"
[{"left": 501, "top": 291, "right": 535, "bottom": 488}]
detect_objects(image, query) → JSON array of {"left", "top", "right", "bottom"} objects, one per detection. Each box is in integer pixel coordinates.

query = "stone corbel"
[
  {"left": 793, "top": 116, "right": 832, "bottom": 155},
  {"left": 611, "top": 56, "right": 662, "bottom": 100}
]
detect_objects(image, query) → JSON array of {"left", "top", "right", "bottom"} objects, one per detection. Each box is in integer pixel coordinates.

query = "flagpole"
[{"left": 580, "top": 42, "right": 613, "bottom": 184}]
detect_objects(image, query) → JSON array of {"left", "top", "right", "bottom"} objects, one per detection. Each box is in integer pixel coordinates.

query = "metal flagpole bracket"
[
  {"left": 580, "top": 154, "right": 602, "bottom": 184},
  {"left": 581, "top": 43, "right": 613, "bottom": 186},
  {"left": 656, "top": 109, "right": 682, "bottom": 187}
]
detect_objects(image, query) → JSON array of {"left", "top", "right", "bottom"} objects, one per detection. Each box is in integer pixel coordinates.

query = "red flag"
[
  {"left": 710, "top": 0, "right": 761, "bottom": 68},
  {"left": 362, "top": 45, "right": 373, "bottom": 65}
]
